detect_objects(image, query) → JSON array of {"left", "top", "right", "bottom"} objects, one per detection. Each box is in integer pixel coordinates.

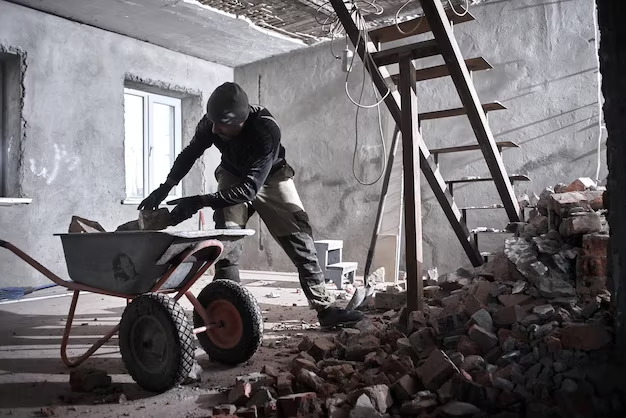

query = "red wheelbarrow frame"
[{"left": 0, "top": 238, "right": 223, "bottom": 368}]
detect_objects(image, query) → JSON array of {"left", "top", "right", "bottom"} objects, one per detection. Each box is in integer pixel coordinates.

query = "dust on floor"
[{"left": 0, "top": 270, "right": 357, "bottom": 418}]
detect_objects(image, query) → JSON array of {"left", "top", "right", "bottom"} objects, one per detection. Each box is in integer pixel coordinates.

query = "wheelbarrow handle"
[{"left": 0, "top": 239, "right": 69, "bottom": 288}]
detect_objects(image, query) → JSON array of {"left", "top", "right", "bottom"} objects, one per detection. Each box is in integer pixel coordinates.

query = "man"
[{"left": 139, "top": 82, "right": 363, "bottom": 329}]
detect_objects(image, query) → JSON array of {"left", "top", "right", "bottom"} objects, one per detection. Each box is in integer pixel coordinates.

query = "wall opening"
[{"left": 0, "top": 50, "right": 23, "bottom": 198}]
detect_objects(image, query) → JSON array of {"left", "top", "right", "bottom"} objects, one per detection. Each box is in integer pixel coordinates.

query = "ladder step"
[
  {"left": 326, "top": 262, "right": 358, "bottom": 270},
  {"left": 369, "top": 8, "right": 476, "bottom": 44},
  {"left": 446, "top": 175, "right": 531, "bottom": 186},
  {"left": 420, "top": 102, "right": 506, "bottom": 121},
  {"left": 371, "top": 39, "right": 440, "bottom": 67},
  {"left": 390, "top": 57, "right": 493, "bottom": 84},
  {"left": 431, "top": 141, "right": 518, "bottom": 155},
  {"left": 460, "top": 204, "right": 505, "bottom": 210}
]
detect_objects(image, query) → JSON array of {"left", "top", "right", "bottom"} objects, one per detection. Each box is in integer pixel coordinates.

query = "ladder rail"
[{"left": 328, "top": 0, "right": 483, "bottom": 267}]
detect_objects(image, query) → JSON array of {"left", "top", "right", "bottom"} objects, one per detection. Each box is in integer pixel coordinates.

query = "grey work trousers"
[{"left": 212, "top": 164, "right": 333, "bottom": 311}]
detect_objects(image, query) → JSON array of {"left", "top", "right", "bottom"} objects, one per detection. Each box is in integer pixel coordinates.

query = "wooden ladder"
[{"left": 329, "top": 0, "right": 524, "bottom": 312}]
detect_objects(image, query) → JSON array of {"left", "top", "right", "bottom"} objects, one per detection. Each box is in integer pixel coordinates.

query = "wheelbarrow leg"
[{"left": 61, "top": 290, "right": 120, "bottom": 367}]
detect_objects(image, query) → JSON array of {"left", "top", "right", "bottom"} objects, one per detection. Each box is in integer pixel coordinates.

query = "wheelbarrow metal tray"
[{"left": 53, "top": 229, "right": 255, "bottom": 295}]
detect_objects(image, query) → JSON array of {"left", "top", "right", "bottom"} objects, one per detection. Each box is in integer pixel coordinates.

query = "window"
[{"left": 123, "top": 88, "right": 182, "bottom": 203}]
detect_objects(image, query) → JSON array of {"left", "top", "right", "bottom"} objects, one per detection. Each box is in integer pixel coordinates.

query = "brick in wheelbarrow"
[{"left": 69, "top": 368, "right": 112, "bottom": 392}]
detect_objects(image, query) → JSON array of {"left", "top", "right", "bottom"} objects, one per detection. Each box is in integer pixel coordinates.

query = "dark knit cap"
[{"left": 206, "top": 82, "right": 250, "bottom": 125}]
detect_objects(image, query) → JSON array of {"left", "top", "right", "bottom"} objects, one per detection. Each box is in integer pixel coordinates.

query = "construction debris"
[{"left": 212, "top": 178, "right": 622, "bottom": 417}]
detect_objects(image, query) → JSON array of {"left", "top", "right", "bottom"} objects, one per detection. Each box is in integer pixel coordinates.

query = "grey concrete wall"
[
  {"left": 0, "top": 1, "right": 230, "bottom": 288},
  {"left": 234, "top": 42, "right": 394, "bottom": 275},
  {"left": 234, "top": 0, "right": 606, "bottom": 275}
]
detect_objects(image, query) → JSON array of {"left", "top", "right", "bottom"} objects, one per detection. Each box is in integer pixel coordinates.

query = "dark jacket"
[{"left": 167, "top": 105, "right": 286, "bottom": 209}]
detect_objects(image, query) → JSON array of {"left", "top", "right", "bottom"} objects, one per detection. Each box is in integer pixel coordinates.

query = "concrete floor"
[{"left": 0, "top": 271, "right": 360, "bottom": 417}]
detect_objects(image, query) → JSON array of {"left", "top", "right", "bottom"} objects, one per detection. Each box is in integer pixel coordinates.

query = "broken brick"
[
  {"left": 212, "top": 404, "right": 237, "bottom": 416},
  {"left": 407, "top": 311, "right": 427, "bottom": 334},
  {"left": 308, "top": 338, "right": 336, "bottom": 361},
  {"left": 375, "top": 291, "right": 407, "bottom": 310},
  {"left": 432, "top": 313, "right": 468, "bottom": 337},
  {"left": 463, "top": 294, "right": 484, "bottom": 316},
  {"left": 345, "top": 334, "right": 380, "bottom": 361},
  {"left": 277, "top": 393, "right": 321, "bottom": 418},
  {"left": 560, "top": 213, "right": 602, "bottom": 237},
  {"left": 468, "top": 325, "right": 498, "bottom": 353},
  {"left": 391, "top": 374, "right": 417, "bottom": 403},
  {"left": 228, "top": 382, "right": 252, "bottom": 406},
  {"left": 498, "top": 294, "right": 534, "bottom": 307},
  {"left": 417, "top": 349, "right": 460, "bottom": 391},
  {"left": 457, "top": 335, "right": 482, "bottom": 357},
  {"left": 69, "top": 369, "right": 112, "bottom": 393},
  {"left": 276, "top": 373, "right": 294, "bottom": 396},
  {"left": 291, "top": 358, "right": 318, "bottom": 377},
  {"left": 560, "top": 323, "right": 612, "bottom": 351},
  {"left": 296, "top": 369, "right": 325, "bottom": 392},
  {"left": 408, "top": 327, "right": 437, "bottom": 359},
  {"left": 493, "top": 305, "right": 525, "bottom": 327}
]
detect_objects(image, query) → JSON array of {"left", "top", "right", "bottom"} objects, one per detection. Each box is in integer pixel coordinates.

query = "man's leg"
[
  {"left": 213, "top": 166, "right": 250, "bottom": 282},
  {"left": 252, "top": 165, "right": 363, "bottom": 327}
]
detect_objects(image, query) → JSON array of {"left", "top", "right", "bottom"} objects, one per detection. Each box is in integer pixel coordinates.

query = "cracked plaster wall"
[
  {"left": 234, "top": 0, "right": 606, "bottom": 275},
  {"left": 0, "top": 1, "right": 229, "bottom": 287}
]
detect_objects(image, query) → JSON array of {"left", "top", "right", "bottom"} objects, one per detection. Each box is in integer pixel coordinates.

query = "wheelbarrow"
[{"left": 0, "top": 229, "right": 263, "bottom": 393}]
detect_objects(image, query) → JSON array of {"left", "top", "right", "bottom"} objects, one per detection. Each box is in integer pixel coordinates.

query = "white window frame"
[{"left": 122, "top": 87, "right": 182, "bottom": 204}]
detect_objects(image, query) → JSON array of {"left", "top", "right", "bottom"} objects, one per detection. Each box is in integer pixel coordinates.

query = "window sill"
[{"left": 0, "top": 198, "right": 33, "bottom": 206}]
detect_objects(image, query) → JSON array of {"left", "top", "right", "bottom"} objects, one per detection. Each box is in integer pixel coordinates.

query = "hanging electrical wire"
[
  {"left": 448, "top": 0, "right": 470, "bottom": 17},
  {"left": 394, "top": 0, "right": 424, "bottom": 35}
]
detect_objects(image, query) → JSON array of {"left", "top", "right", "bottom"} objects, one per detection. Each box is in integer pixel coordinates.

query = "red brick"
[
  {"left": 417, "top": 350, "right": 460, "bottom": 391},
  {"left": 463, "top": 294, "right": 484, "bottom": 316},
  {"left": 561, "top": 324, "right": 612, "bottom": 351},
  {"left": 578, "top": 256, "right": 608, "bottom": 277},
  {"left": 564, "top": 178, "right": 595, "bottom": 192},
  {"left": 582, "top": 234, "right": 609, "bottom": 257},
  {"left": 307, "top": 338, "right": 336, "bottom": 361},
  {"left": 545, "top": 336, "right": 563, "bottom": 354},
  {"left": 457, "top": 336, "right": 482, "bottom": 357},
  {"left": 277, "top": 393, "right": 322, "bottom": 418},
  {"left": 498, "top": 294, "right": 534, "bottom": 308},
  {"left": 493, "top": 305, "right": 526, "bottom": 327}
]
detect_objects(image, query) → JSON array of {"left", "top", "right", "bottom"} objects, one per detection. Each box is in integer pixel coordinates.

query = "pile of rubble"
[{"left": 212, "top": 178, "right": 622, "bottom": 418}]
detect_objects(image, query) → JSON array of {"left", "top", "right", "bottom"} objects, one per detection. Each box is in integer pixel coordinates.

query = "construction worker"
[{"left": 139, "top": 82, "right": 363, "bottom": 329}]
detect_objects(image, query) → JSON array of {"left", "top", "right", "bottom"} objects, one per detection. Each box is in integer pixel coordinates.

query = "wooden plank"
[
  {"left": 446, "top": 175, "right": 531, "bottom": 185},
  {"left": 390, "top": 57, "right": 492, "bottom": 83},
  {"left": 431, "top": 141, "right": 518, "bottom": 155},
  {"left": 328, "top": 0, "right": 483, "bottom": 267},
  {"left": 372, "top": 39, "right": 440, "bottom": 67},
  {"left": 369, "top": 8, "right": 475, "bottom": 44},
  {"left": 421, "top": 0, "right": 522, "bottom": 222},
  {"left": 419, "top": 101, "right": 506, "bottom": 121},
  {"left": 399, "top": 56, "right": 423, "bottom": 313}
]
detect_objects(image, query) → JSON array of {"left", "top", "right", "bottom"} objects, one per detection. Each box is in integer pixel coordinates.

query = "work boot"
[{"left": 317, "top": 306, "right": 363, "bottom": 329}]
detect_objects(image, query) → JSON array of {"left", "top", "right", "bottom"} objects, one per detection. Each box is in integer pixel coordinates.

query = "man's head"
[{"left": 207, "top": 82, "right": 250, "bottom": 140}]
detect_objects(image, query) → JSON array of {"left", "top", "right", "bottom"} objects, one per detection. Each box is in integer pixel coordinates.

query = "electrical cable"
[
  {"left": 394, "top": 0, "right": 424, "bottom": 35},
  {"left": 344, "top": 9, "right": 390, "bottom": 108},
  {"left": 448, "top": 0, "right": 470, "bottom": 17}
]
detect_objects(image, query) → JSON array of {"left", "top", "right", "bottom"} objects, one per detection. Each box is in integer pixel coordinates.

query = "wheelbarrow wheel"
[
  {"left": 119, "top": 293, "right": 195, "bottom": 393},
  {"left": 193, "top": 279, "right": 263, "bottom": 365}
]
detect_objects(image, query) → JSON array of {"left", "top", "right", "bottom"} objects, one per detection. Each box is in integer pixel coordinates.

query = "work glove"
[
  {"left": 138, "top": 183, "right": 172, "bottom": 210},
  {"left": 168, "top": 195, "right": 210, "bottom": 225}
]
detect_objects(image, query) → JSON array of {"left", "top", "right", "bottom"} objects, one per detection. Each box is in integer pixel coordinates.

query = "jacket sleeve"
[
  {"left": 206, "top": 117, "right": 280, "bottom": 209},
  {"left": 166, "top": 115, "right": 213, "bottom": 186}
]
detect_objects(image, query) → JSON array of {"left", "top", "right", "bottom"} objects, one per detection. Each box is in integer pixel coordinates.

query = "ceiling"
[{"left": 7, "top": 0, "right": 473, "bottom": 67}]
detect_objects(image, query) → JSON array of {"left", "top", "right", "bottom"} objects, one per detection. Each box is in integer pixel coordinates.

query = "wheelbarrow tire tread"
[
  {"left": 194, "top": 279, "right": 263, "bottom": 365},
  {"left": 119, "top": 292, "right": 195, "bottom": 393}
]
